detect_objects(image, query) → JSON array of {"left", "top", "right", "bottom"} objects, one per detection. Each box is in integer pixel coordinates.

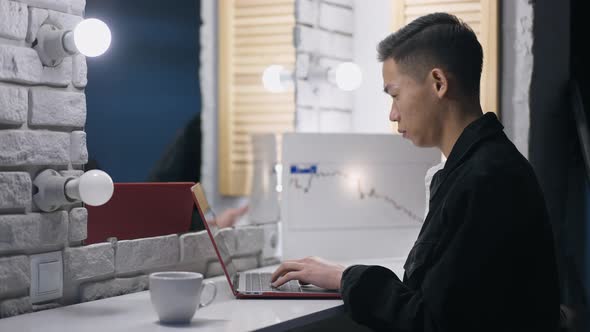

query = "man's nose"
[{"left": 389, "top": 105, "right": 400, "bottom": 122}]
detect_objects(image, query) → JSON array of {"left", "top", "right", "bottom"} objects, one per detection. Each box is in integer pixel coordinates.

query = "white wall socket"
[{"left": 30, "top": 251, "right": 63, "bottom": 304}]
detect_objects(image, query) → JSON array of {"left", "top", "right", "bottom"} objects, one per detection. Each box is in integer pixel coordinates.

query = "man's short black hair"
[{"left": 378, "top": 12, "right": 483, "bottom": 97}]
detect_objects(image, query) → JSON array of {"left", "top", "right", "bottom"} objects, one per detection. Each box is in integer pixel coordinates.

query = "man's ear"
[{"left": 430, "top": 68, "right": 448, "bottom": 98}]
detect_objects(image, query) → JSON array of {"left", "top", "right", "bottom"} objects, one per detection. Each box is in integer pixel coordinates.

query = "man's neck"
[{"left": 439, "top": 101, "right": 483, "bottom": 158}]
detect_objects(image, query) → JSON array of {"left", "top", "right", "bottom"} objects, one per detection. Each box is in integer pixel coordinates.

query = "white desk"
[{"left": 0, "top": 258, "right": 405, "bottom": 332}]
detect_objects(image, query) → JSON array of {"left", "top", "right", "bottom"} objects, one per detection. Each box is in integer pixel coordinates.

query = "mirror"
[
  {"left": 83, "top": 0, "right": 292, "bottom": 242},
  {"left": 84, "top": 0, "right": 202, "bottom": 183}
]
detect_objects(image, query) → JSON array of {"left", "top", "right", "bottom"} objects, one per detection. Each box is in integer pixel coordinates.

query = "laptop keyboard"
[{"left": 245, "top": 273, "right": 301, "bottom": 293}]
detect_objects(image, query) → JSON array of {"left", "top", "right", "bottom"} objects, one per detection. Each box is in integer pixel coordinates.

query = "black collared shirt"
[{"left": 340, "top": 113, "right": 560, "bottom": 331}]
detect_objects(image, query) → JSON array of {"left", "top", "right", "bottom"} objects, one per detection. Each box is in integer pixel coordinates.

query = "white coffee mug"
[{"left": 149, "top": 271, "right": 217, "bottom": 324}]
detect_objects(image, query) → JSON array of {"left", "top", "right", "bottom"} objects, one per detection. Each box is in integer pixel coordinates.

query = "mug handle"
[{"left": 199, "top": 281, "right": 217, "bottom": 308}]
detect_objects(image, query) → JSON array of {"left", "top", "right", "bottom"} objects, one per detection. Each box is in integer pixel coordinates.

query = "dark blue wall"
[{"left": 85, "top": 0, "right": 201, "bottom": 182}]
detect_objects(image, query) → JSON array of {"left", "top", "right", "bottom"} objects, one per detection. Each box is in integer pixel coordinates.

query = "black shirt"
[{"left": 340, "top": 113, "right": 560, "bottom": 331}]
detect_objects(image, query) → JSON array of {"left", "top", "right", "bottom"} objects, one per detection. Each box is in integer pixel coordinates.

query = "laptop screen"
[{"left": 190, "top": 183, "right": 238, "bottom": 287}]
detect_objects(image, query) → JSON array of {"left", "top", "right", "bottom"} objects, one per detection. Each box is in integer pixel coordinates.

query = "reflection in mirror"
[
  {"left": 83, "top": 0, "right": 205, "bottom": 241},
  {"left": 84, "top": 0, "right": 202, "bottom": 183},
  {"left": 83, "top": 0, "right": 292, "bottom": 244}
]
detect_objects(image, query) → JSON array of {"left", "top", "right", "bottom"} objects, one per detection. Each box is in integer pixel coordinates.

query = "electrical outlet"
[{"left": 30, "top": 251, "right": 63, "bottom": 304}]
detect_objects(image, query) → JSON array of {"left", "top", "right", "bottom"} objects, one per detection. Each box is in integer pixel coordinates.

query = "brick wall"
[
  {"left": 294, "top": 0, "right": 355, "bottom": 133},
  {"left": 0, "top": 0, "right": 88, "bottom": 318},
  {"left": 0, "top": 0, "right": 269, "bottom": 318}
]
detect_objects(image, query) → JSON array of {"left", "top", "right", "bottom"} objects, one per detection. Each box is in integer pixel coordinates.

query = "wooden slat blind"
[
  {"left": 392, "top": 0, "right": 498, "bottom": 117},
  {"left": 218, "top": 0, "right": 295, "bottom": 196}
]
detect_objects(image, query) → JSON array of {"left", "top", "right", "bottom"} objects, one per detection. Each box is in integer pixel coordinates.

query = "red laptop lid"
[{"left": 85, "top": 182, "right": 195, "bottom": 244}]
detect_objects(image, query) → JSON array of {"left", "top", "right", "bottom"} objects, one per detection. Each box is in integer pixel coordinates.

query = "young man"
[{"left": 271, "top": 13, "right": 560, "bottom": 331}]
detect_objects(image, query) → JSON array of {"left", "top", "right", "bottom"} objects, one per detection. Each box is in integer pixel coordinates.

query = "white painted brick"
[
  {"left": 0, "top": 85, "right": 27, "bottom": 125},
  {"left": 318, "top": 56, "right": 340, "bottom": 68},
  {"left": 0, "top": 0, "right": 28, "bottom": 40},
  {"left": 0, "top": 172, "right": 31, "bottom": 210},
  {"left": 207, "top": 256, "right": 258, "bottom": 277},
  {"left": 295, "top": 25, "right": 353, "bottom": 58},
  {"left": 232, "top": 256, "right": 258, "bottom": 272},
  {"left": 319, "top": 110, "right": 352, "bottom": 132},
  {"left": 179, "top": 230, "right": 217, "bottom": 274},
  {"left": 319, "top": 29, "right": 353, "bottom": 58},
  {"left": 40, "top": 56, "right": 72, "bottom": 87},
  {"left": 0, "top": 297, "right": 31, "bottom": 318},
  {"left": 30, "top": 89, "right": 86, "bottom": 127},
  {"left": 296, "top": 80, "right": 352, "bottom": 109},
  {"left": 47, "top": 10, "right": 82, "bottom": 31},
  {"left": 296, "top": 53, "right": 310, "bottom": 79},
  {"left": 26, "top": 7, "right": 48, "bottom": 43},
  {"left": 205, "top": 261, "right": 224, "bottom": 277},
  {"left": 319, "top": 2, "right": 353, "bottom": 34},
  {"left": 296, "top": 107, "right": 320, "bottom": 132},
  {"left": 70, "top": 0, "right": 85, "bottom": 16},
  {"left": 296, "top": 79, "right": 317, "bottom": 107},
  {"left": 0, "top": 130, "right": 70, "bottom": 166},
  {"left": 0, "top": 45, "right": 43, "bottom": 84},
  {"left": 80, "top": 276, "right": 148, "bottom": 303},
  {"left": 0, "top": 256, "right": 30, "bottom": 300},
  {"left": 323, "top": 0, "right": 353, "bottom": 7},
  {"left": 214, "top": 228, "right": 237, "bottom": 253},
  {"left": 68, "top": 207, "right": 87, "bottom": 242},
  {"left": 233, "top": 226, "right": 265, "bottom": 256},
  {"left": 63, "top": 243, "right": 114, "bottom": 282},
  {"left": 72, "top": 54, "right": 87, "bottom": 88},
  {"left": 295, "top": 80, "right": 319, "bottom": 107},
  {"left": 295, "top": 0, "right": 317, "bottom": 26},
  {"left": 294, "top": 25, "right": 317, "bottom": 53},
  {"left": 70, "top": 131, "right": 88, "bottom": 165},
  {"left": 317, "top": 82, "right": 353, "bottom": 109},
  {"left": 0, "top": 212, "right": 67, "bottom": 255},
  {"left": 115, "top": 235, "right": 180, "bottom": 274},
  {"left": 17, "top": 0, "right": 68, "bottom": 14}
]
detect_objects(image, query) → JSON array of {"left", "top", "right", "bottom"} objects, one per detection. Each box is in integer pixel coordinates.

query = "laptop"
[
  {"left": 190, "top": 183, "right": 341, "bottom": 299},
  {"left": 86, "top": 182, "right": 195, "bottom": 244}
]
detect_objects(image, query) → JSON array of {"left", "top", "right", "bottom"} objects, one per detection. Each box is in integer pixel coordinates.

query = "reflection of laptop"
[
  {"left": 190, "top": 183, "right": 340, "bottom": 299},
  {"left": 86, "top": 182, "right": 195, "bottom": 244}
]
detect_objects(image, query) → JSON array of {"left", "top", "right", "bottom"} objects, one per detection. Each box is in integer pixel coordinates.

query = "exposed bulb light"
[
  {"left": 65, "top": 170, "right": 114, "bottom": 206},
  {"left": 330, "top": 62, "right": 363, "bottom": 91},
  {"left": 33, "top": 169, "right": 114, "bottom": 212},
  {"left": 35, "top": 18, "right": 112, "bottom": 67},
  {"left": 71, "top": 19, "right": 112, "bottom": 57}
]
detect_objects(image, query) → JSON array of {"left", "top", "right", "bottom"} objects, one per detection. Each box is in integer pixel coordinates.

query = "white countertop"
[{"left": 0, "top": 257, "right": 405, "bottom": 332}]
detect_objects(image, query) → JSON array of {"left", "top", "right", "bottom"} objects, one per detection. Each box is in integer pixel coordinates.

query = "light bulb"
[
  {"left": 66, "top": 170, "right": 114, "bottom": 206},
  {"left": 334, "top": 62, "right": 362, "bottom": 91},
  {"left": 73, "top": 18, "right": 111, "bottom": 57},
  {"left": 262, "top": 65, "right": 290, "bottom": 93}
]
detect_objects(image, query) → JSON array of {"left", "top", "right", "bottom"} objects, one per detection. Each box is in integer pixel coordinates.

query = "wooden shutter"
[
  {"left": 218, "top": 0, "right": 296, "bottom": 196},
  {"left": 391, "top": 0, "right": 498, "bottom": 116}
]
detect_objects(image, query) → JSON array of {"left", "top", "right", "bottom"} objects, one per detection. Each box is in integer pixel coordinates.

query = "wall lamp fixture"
[
  {"left": 33, "top": 169, "right": 114, "bottom": 212},
  {"left": 262, "top": 61, "right": 363, "bottom": 93},
  {"left": 34, "top": 18, "right": 111, "bottom": 67}
]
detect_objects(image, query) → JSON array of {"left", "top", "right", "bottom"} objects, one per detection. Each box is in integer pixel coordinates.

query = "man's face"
[{"left": 382, "top": 58, "right": 442, "bottom": 148}]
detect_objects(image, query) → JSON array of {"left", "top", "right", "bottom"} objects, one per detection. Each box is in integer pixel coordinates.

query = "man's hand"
[
  {"left": 271, "top": 256, "right": 346, "bottom": 290},
  {"left": 215, "top": 205, "right": 248, "bottom": 229}
]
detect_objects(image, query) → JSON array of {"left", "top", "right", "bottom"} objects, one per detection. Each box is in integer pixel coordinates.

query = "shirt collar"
[{"left": 429, "top": 112, "right": 504, "bottom": 201}]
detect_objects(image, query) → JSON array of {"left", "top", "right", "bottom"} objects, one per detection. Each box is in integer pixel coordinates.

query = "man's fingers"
[
  {"left": 272, "top": 271, "right": 301, "bottom": 288},
  {"left": 237, "top": 205, "right": 248, "bottom": 215},
  {"left": 271, "top": 261, "right": 304, "bottom": 282}
]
